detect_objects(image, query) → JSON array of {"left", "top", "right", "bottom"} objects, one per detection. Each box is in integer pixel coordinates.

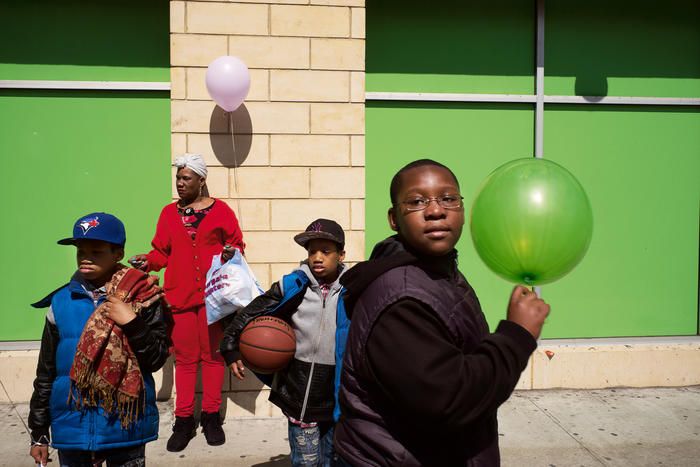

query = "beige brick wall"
[{"left": 170, "top": 0, "right": 365, "bottom": 417}]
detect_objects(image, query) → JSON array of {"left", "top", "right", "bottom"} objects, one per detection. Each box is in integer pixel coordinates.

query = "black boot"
[
  {"left": 200, "top": 411, "right": 226, "bottom": 446},
  {"left": 166, "top": 415, "right": 196, "bottom": 452}
]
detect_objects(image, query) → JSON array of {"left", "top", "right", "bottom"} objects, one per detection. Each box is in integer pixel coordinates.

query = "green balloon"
[{"left": 470, "top": 158, "right": 593, "bottom": 286}]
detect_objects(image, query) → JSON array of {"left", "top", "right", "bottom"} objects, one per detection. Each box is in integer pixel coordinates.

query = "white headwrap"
[{"left": 173, "top": 153, "right": 208, "bottom": 178}]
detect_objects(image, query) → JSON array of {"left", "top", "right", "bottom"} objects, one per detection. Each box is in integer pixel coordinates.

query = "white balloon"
[{"left": 205, "top": 56, "right": 251, "bottom": 112}]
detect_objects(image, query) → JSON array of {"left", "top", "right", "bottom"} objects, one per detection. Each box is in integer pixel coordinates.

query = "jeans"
[
  {"left": 288, "top": 422, "right": 335, "bottom": 467},
  {"left": 58, "top": 445, "right": 145, "bottom": 467}
]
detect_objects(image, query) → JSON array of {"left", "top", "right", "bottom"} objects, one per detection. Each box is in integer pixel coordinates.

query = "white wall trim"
[
  {"left": 365, "top": 92, "right": 536, "bottom": 103},
  {"left": 544, "top": 95, "right": 700, "bottom": 106},
  {"left": 366, "top": 91, "right": 700, "bottom": 107},
  {"left": 0, "top": 80, "right": 171, "bottom": 91}
]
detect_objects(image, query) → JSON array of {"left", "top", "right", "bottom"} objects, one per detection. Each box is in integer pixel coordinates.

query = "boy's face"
[
  {"left": 388, "top": 165, "right": 464, "bottom": 257},
  {"left": 75, "top": 239, "right": 124, "bottom": 284},
  {"left": 306, "top": 239, "right": 345, "bottom": 282}
]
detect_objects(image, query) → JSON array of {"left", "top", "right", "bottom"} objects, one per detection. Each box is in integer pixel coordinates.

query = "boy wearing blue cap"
[{"left": 28, "top": 213, "right": 171, "bottom": 467}]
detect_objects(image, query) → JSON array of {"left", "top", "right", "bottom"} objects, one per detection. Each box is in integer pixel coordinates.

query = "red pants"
[{"left": 171, "top": 305, "right": 225, "bottom": 417}]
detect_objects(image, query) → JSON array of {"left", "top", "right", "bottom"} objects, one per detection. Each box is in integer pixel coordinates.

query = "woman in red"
[{"left": 131, "top": 154, "right": 244, "bottom": 452}]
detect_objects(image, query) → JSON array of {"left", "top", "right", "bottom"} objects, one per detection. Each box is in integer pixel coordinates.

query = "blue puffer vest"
[
  {"left": 335, "top": 264, "right": 498, "bottom": 466},
  {"left": 48, "top": 279, "right": 159, "bottom": 451}
]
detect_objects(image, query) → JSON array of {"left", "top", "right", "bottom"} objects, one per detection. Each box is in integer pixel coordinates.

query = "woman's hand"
[
  {"left": 128, "top": 254, "right": 148, "bottom": 271},
  {"left": 30, "top": 444, "right": 49, "bottom": 465},
  {"left": 104, "top": 296, "right": 137, "bottom": 326},
  {"left": 229, "top": 360, "right": 246, "bottom": 380},
  {"left": 221, "top": 245, "right": 236, "bottom": 263}
]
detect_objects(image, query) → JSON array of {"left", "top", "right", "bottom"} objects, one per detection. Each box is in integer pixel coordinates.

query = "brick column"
[{"left": 169, "top": 0, "right": 365, "bottom": 417}]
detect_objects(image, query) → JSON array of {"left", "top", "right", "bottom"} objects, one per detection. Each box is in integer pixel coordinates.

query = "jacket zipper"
[{"left": 299, "top": 290, "right": 328, "bottom": 422}]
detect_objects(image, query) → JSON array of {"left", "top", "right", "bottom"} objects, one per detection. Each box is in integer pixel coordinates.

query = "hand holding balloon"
[{"left": 507, "top": 286, "right": 550, "bottom": 339}]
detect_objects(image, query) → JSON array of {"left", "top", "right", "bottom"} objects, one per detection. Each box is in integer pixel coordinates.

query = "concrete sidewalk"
[{"left": 2, "top": 387, "right": 699, "bottom": 466}]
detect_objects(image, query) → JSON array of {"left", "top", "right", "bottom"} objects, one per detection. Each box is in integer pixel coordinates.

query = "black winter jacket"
[
  {"left": 220, "top": 263, "right": 346, "bottom": 423},
  {"left": 335, "top": 236, "right": 536, "bottom": 466}
]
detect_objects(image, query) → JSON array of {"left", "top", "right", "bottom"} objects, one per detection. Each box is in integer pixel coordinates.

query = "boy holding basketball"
[
  {"left": 221, "top": 218, "right": 347, "bottom": 467},
  {"left": 334, "top": 160, "right": 551, "bottom": 466}
]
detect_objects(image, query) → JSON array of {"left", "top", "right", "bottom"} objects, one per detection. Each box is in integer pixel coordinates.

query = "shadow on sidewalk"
[{"left": 251, "top": 454, "right": 291, "bottom": 467}]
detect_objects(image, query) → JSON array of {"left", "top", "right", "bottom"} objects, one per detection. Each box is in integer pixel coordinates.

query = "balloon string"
[{"left": 228, "top": 111, "right": 243, "bottom": 228}]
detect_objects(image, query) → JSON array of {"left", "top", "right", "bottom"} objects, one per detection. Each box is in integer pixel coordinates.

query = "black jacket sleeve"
[
  {"left": 121, "top": 300, "right": 172, "bottom": 373},
  {"left": 219, "top": 281, "right": 285, "bottom": 366},
  {"left": 28, "top": 318, "right": 59, "bottom": 443},
  {"left": 366, "top": 299, "right": 536, "bottom": 430}
]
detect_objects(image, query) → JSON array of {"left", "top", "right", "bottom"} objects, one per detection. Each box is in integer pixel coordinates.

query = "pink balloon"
[{"left": 205, "top": 56, "right": 251, "bottom": 112}]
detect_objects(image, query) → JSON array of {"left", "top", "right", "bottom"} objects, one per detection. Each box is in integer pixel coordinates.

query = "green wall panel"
[
  {"left": 366, "top": 102, "right": 535, "bottom": 329},
  {"left": 0, "top": 90, "right": 171, "bottom": 341},
  {"left": 0, "top": 0, "right": 169, "bottom": 82},
  {"left": 365, "top": 0, "right": 700, "bottom": 339},
  {"left": 366, "top": 103, "right": 700, "bottom": 338},
  {"left": 367, "top": 0, "right": 534, "bottom": 94},
  {"left": 540, "top": 106, "right": 700, "bottom": 338},
  {"left": 545, "top": 0, "right": 700, "bottom": 98}
]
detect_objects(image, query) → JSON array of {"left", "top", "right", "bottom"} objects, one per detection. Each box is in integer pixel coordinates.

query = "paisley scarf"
[{"left": 69, "top": 266, "right": 163, "bottom": 427}]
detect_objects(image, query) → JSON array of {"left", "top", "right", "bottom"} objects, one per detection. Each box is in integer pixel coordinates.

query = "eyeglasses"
[{"left": 398, "top": 195, "right": 464, "bottom": 212}]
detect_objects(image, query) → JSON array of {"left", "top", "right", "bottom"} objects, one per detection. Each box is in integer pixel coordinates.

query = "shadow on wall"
[
  {"left": 544, "top": 0, "right": 700, "bottom": 81},
  {"left": 222, "top": 370, "right": 267, "bottom": 417},
  {"left": 367, "top": 0, "right": 535, "bottom": 78},
  {"left": 367, "top": 0, "right": 700, "bottom": 98},
  {"left": 156, "top": 355, "right": 174, "bottom": 402},
  {"left": 368, "top": 0, "right": 700, "bottom": 80},
  {"left": 0, "top": 0, "right": 169, "bottom": 69},
  {"left": 209, "top": 104, "right": 253, "bottom": 168},
  {"left": 575, "top": 74, "right": 609, "bottom": 101},
  {"left": 155, "top": 355, "right": 267, "bottom": 418},
  {"left": 188, "top": 370, "right": 267, "bottom": 419}
]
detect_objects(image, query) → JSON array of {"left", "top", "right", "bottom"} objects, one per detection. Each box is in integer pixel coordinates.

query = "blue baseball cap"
[{"left": 58, "top": 212, "right": 126, "bottom": 247}]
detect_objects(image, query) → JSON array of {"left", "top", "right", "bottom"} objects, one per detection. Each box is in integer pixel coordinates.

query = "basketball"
[{"left": 239, "top": 316, "right": 296, "bottom": 374}]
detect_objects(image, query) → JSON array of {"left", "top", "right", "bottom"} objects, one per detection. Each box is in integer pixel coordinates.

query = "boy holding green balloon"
[{"left": 334, "top": 159, "right": 550, "bottom": 466}]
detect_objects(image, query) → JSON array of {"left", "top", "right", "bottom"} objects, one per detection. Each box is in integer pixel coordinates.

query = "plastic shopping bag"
[{"left": 205, "top": 249, "right": 264, "bottom": 325}]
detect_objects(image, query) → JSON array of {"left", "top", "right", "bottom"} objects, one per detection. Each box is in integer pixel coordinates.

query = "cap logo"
[
  {"left": 309, "top": 221, "right": 323, "bottom": 233},
  {"left": 79, "top": 216, "right": 100, "bottom": 235}
]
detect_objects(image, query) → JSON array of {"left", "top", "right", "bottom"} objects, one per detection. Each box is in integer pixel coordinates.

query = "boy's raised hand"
[
  {"left": 506, "top": 285, "right": 550, "bottom": 340},
  {"left": 229, "top": 360, "right": 246, "bottom": 380},
  {"left": 29, "top": 445, "right": 49, "bottom": 465},
  {"left": 104, "top": 296, "right": 137, "bottom": 326}
]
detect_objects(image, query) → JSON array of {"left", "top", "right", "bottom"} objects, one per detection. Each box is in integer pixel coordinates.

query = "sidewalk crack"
[{"left": 527, "top": 395, "right": 608, "bottom": 466}]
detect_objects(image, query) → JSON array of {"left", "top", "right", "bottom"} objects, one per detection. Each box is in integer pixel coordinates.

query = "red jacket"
[{"left": 145, "top": 200, "right": 245, "bottom": 313}]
